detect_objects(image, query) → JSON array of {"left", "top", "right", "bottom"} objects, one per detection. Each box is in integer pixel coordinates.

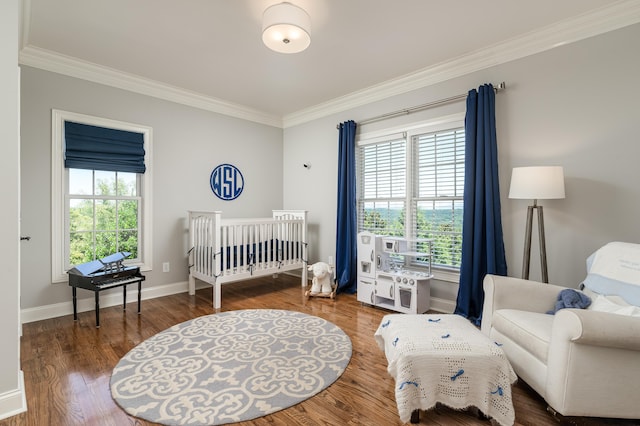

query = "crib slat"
[
  {"left": 242, "top": 224, "right": 248, "bottom": 272},
  {"left": 228, "top": 225, "right": 234, "bottom": 275},
  {"left": 221, "top": 225, "right": 227, "bottom": 275}
]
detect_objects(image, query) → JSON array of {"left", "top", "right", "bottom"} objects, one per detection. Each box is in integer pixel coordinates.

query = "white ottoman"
[{"left": 374, "top": 314, "right": 517, "bottom": 426}]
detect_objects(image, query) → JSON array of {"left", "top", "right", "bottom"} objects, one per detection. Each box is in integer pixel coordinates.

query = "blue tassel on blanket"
[{"left": 547, "top": 288, "right": 591, "bottom": 314}]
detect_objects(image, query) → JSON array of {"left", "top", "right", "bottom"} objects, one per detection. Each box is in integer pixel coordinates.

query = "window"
[
  {"left": 52, "top": 110, "right": 153, "bottom": 282},
  {"left": 67, "top": 169, "right": 141, "bottom": 265},
  {"left": 357, "top": 114, "right": 465, "bottom": 273}
]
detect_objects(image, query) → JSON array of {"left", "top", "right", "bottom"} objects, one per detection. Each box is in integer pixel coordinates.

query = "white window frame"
[
  {"left": 51, "top": 110, "right": 153, "bottom": 283},
  {"left": 357, "top": 113, "right": 465, "bottom": 283}
]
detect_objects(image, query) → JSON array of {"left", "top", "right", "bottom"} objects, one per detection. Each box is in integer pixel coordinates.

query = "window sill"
[{"left": 432, "top": 268, "right": 460, "bottom": 284}]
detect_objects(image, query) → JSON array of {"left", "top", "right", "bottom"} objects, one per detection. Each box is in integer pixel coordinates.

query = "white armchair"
[{"left": 481, "top": 273, "right": 640, "bottom": 419}]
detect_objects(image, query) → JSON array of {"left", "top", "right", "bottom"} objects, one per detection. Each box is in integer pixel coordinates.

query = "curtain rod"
[{"left": 336, "top": 82, "right": 506, "bottom": 129}]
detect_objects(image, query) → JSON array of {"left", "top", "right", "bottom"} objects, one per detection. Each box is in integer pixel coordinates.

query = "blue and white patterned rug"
[{"left": 110, "top": 309, "right": 352, "bottom": 425}]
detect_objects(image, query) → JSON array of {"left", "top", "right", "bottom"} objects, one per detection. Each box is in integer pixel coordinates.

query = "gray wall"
[
  {"left": 284, "top": 23, "right": 640, "bottom": 301},
  {"left": 20, "top": 66, "right": 283, "bottom": 310},
  {"left": 19, "top": 23, "right": 640, "bottom": 316}
]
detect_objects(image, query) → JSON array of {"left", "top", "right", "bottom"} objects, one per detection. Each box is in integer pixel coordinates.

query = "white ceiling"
[{"left": 19, "top": 0, "right": 640, "bottom": 127}]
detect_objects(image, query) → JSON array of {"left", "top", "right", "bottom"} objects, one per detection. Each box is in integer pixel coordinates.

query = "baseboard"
[
  {"left": 21, "top": 279, "right": 454, "bottom": 323},
  {"left": 429, "top": 296, "right": 456, "bottom": 314},
  {"left": 20, "top": 281, "right": 190, "bottom": 324},
  {"left": 0, "top": 371, "right": 27, "bottom": 421}
]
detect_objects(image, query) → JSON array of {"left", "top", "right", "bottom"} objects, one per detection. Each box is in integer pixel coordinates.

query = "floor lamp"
[{"left": 509, "top": 166, "right": 565, "bottom": 283}]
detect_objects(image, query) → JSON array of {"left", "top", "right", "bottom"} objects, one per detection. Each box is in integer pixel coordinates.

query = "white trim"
[
  {"left": 432, "top": 269, "right": 460, "bottom": 284},
  {"left": 358, "top": 113, "right": 466, "bottom": 143},
  {"left": 51, "top": 111, "right": 65, "bottom": 282},
  {"left": 19, "top": 0, "right": 31, "bottom": 51},
  {"left": 0, "top": 371, "right": 27, "bottom": 421},
  {"left": 20, "top": 281, "right": 191, "bottom": 324},
  {"left": 51, "top": 110, "right": 153, "bottom": 282},
  {"left": 19, "top": 46, "right": 282, "bottom": 128},
  {"left": 357, "top": 132, "right": 406, "bottom": 147},
  {"left": 429, "top": 296, "right": 456, "bottom": 314},
  {"left": 17, "top": 1, "right": 640, "bottom": 129}
]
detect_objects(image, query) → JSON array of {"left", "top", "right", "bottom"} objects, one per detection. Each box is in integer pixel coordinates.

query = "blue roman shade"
[{"left": 64, "top": 121, "right": 146, "bottom": 173}]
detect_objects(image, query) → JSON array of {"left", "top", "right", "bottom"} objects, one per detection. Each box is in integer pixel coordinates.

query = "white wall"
[
  {"left": 284, "top": 23, "right": 640, "bottom": 300},
  {"left": 20, "top": 66, "right": 283, "bottom": 311},
  {"left": 0, "top": 0, "right": 26, "bottom": 420}
]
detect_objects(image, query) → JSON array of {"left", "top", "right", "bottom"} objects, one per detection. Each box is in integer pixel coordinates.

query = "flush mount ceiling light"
[{"left": 262, "top": 2, "right": 311, "bottom": 54}]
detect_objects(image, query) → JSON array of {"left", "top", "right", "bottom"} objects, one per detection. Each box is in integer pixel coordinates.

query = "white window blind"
[
  {"left": 358, "top": 136, "right": 406, "bottom": 236},
  {"left": 413, "top": 128, "right": 465, "bottom": 268}
]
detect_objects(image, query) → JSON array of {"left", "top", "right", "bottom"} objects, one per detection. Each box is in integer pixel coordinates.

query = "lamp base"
[{"left": 521, "top": 203, "right": 548, "bottom": 283}]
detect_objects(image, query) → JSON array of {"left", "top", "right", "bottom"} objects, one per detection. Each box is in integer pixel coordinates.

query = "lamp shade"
[
  {"left": 509, "top": 166, "right": 565, "bottom": 200},
  {"left": 262, "top": 2, "right": 311, "bottom": 54}
]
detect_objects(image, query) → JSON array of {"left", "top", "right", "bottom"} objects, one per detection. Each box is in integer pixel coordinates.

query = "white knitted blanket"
[{"left": 374, "top": 314, "right": 517, "bottom": 426}]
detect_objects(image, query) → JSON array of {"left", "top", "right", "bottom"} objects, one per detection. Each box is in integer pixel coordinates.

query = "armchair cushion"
[{"left": 492, "top": 309, "right": 553, "bottom": 363}]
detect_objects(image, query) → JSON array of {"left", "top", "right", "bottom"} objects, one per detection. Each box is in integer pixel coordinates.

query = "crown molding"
[
  {"left": 283, "top": 0, "right": 640, "bottom": 128},
  {"left": 18, "top": 1, "right": 640, "bottom": 129},
  {"left": 18, "top": 45, "right": 283, "bottom": 128},
  {"left": 19, "top": 0, "right": 31, "bottom": 51}
]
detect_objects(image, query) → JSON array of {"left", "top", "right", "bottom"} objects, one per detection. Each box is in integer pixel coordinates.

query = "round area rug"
[{"left": 110, "top": 309, "right": 352, "bottom": 425}]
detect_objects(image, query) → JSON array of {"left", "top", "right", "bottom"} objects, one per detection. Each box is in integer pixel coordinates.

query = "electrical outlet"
[
  {"left": 162, "top": 262, "right": 170, "bottom": 272},
  {"left": 328, "top": 255, "right": 333, "bottom": 266}
]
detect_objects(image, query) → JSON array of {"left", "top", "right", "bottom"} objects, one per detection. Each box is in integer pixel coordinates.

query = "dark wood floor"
[{"left": 6, "top": 275, "right": 640, "bottom": 426}]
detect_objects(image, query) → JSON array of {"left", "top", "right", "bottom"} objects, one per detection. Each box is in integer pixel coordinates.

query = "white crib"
[{"left": 188, "top": 210, "right": 308, "bottom": 308}]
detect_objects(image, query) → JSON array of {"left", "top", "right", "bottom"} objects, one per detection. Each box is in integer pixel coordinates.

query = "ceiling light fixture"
[{"left": 262, "top": 2, "right": 311, "bottom": 54}]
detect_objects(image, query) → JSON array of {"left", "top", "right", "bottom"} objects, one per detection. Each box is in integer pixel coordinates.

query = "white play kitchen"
[{"left": 356, "top": 231, "right": 433, "bottom": 314}]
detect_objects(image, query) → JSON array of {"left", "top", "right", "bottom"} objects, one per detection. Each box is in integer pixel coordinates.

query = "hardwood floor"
[{"left": 7, "top": 275, "right": 640, "bottom": 426}]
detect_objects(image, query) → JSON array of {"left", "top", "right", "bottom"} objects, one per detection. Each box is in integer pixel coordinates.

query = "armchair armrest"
[
  {"left": 481, "top": 274, "right": 568, "bottom": 334},
  {"left": 545, "top": 308, "right": 640, "bottom": 416},
  {"left": 552, "top": 308, "right": 640, "bottom": 351}
]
